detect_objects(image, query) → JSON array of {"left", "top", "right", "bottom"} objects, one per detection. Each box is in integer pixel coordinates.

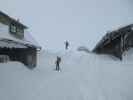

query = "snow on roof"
[
  {"left": 0, "top": 32, "right": 38, "bottom": 48},
  {"left": 24, "top": 30, "right": 41, "bottom": 48},
  {"left": 0, "top": 39, "right": 27, "bottom": 48},
  {"left": 0, "top": 23, "right": 40, "bottom": 49},
  {"left": 0, "top": 11, "right": 27, "bottom": 29},
  {"left": 107, "top": 23, "right": 133, "bottom": 33},
  {"left": 93, "top": 24, "right": 133, "bottom": 51}
]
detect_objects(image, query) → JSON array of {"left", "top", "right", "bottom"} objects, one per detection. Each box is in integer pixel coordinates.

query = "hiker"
[
  {"left": 55, "top": 56, "right": 61, "bottom": 71},
  {"left": 65, "top": 41, "right": 69, "bottom": 50}
]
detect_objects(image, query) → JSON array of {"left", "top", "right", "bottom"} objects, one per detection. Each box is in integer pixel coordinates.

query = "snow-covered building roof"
[
  {"left": 0, "top": 23, "right": 39, "bottom": 48},
  {"left": 0, "top": 11, "right": 27, "bottom": 29},
  {"left": 93, "top": 24, "right": 133, "bottom": 51},
  {"left": 0, "top": 11, "right": 41, "bottom": 49},
  {"left": 93, "top": 24, "right": 133, "bottom": 60},
  {"left": 0, "top": 39, "right": 27, "bottom": 48}
]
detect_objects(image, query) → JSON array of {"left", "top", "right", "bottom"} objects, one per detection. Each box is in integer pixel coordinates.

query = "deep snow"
[{"left": 0, "top": 49, "right": 133, "bottom": 100}]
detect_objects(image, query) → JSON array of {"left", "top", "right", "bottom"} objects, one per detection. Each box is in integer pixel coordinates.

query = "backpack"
[{"left": 58, "top": 57, "right": 61, "bottom": 63}]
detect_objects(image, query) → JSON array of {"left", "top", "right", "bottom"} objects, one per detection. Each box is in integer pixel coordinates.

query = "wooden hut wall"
[
  {"left": 93, "top": 24, "right": 133, "bottom": 60},
  {"left": 125, "top": 32, "right": 133, "bottom": 48},
  {"left": 0, "top": 47, "right": 37, "bottom": 69},
  {"left": 24, "top": 48, "right": 37, "bottom": 68},
  {"left": 96, "top": 36, "right": 123, "bottom": 59},
  {"left": 14, "top": 48, "right": 37, "bottom": 69}
]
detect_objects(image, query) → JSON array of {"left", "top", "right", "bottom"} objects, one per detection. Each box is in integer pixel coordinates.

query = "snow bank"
[{"left": 0, "top": 49, "right": 133, "bottom": 100}]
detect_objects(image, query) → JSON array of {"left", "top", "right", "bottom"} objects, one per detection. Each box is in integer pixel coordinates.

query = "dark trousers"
[{"left": 56, "top": 63, "right": 60, "bottom": 71}]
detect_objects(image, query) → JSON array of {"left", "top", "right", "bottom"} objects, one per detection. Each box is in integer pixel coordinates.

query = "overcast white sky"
[{"left": 0, "top": 0, "right": 133, "bottom": 51}]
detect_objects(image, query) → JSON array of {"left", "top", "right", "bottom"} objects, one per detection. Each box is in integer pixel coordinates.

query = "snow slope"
[{"left": 0, "top": 49, "right": 133, "bottom": 100}]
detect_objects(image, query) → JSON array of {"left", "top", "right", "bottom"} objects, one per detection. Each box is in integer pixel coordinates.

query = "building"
[
  {"left": 0, "top": 11, "right": 41, "bottom": 69},
  {"left": 93, "top": 24, "right": 133, "bottom": 60}
]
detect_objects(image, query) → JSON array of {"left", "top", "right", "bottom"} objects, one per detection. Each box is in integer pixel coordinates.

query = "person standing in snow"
[
  {"left": 55, "top": 56, "right": 61, "bottom": 71},
  {"left": 64, "top": 41, "right": 69, "bottom": 50}
]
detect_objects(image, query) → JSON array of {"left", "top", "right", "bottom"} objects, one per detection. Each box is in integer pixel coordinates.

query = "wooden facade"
[
  {"left": 0, "top": 11, "right": 40, "bottom": 69},
  {"left": 93, "top": 24, "right": 133, "bottom": 60},
  {"left": 0, "top": 11, "right": 27, "bottom": 39},
  {"left": 0, "top": 47, "right": 37, "bottom": 69}
]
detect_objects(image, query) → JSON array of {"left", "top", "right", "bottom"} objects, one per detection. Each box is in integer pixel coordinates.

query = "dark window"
[
  {"left": 10, "top": 24, "right": 17, "bottom": 33},
  {"left": 10, "top": 23, "right": 24, "bottom": 39},
  {"left": 17, "top": 27, "right": 24, "bottom": 34}
]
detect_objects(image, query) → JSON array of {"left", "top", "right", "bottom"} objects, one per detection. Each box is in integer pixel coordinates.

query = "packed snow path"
[{"left": 0, "top": 50, "right": 133, "bottom": 100}]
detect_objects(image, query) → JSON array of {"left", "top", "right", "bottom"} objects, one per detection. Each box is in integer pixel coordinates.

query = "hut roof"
[
  {"left": 0, "top": 39, "right": 27, "bottom": 48},
  {"left": 0, "top": 11, "right": 27, "bottom": 29},
  {"left": 93, "top": 24, "right": 133, "bottom": 52},
  {"left": 0, "top": 31, "right": 39, "bottom": 49}
]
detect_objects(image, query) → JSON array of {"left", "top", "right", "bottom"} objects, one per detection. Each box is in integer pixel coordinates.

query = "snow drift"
[{"left": 0, "top": 49, "right": 133, "bottom": 100}]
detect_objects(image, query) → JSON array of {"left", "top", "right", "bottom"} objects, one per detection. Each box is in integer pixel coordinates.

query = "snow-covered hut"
[
  {"left": 0, "top": 11, "right": 41, "bottom": 69},
  {"left": 93, "top": 24, "right": 133, "bottom": 60}
]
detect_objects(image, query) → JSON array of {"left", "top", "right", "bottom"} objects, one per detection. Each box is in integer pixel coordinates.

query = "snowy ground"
[{"left": 0, "top": 49, "right": 133, "bottom": 100}]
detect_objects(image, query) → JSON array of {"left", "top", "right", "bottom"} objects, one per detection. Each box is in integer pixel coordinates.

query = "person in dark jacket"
[
  {"left": 55, "top": 56, "right": 61, "bottom": 71},
  {"left": 65, "top": 41, "right": 69, "bottom": 50}
]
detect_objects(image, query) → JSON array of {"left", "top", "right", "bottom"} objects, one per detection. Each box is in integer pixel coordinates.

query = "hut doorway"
[
  {"left": 27, "top": 55, "right": 34, "bottom": 67},
  {"left": 0, "top": 55, "right": 10, "bottom": 63},
  {"left": 0, "top": 39, "right": 38, "bottom": 69}
]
